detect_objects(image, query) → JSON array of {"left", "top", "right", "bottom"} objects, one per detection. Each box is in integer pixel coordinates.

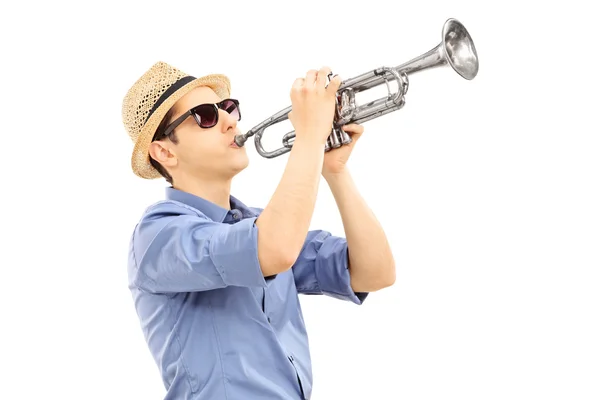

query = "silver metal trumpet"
[{"left": 234, "top": 18, "right": 479, "bottom": 158}]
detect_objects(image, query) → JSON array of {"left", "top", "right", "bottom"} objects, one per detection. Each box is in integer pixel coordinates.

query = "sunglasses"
[{"left": 157, "top": 98, "right": 241, "bottom": 139}]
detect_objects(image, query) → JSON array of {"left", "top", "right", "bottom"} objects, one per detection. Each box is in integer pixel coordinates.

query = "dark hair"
[{"left": 149, "top": 108, "right": 179, "bottom": 184}]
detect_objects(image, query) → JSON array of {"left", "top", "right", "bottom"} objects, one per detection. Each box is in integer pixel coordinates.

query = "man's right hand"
[{"left": 288, "top": 66, "right": 342, "bottom": 146}]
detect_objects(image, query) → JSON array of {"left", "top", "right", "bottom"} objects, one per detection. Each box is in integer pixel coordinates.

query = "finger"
[
  {"left": 342, "top": 123, "right": 364, "bottom": 135},
  {"left": 305, "top": 69, "right": 318, "bottom": 86},
  {"left": 316, "top": 66, "right": 332, "bottom": 88},
  {"left": 326, "top": 74, "right": 342, "bottom": 94},
  {"left": 290, "top": 77, "right": 304, "bottom": 97},
  {"left": 292, "top": 77, "right": 304, "bottom": 90}
]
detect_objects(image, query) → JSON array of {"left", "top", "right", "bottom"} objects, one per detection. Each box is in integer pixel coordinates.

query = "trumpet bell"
[{"left": 443, "top": 18, "right": 479, "bottom": 80}]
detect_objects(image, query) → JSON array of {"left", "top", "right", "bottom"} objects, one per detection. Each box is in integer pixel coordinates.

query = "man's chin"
[
  {"left": 228, "top": 157, "right": 249, "bottom": 176},
  {"left": 234, "top": 161, "right": 249, "bottom": 174}
]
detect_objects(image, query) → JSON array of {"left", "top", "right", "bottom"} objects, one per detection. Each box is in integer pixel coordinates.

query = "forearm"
[
  {"left": 256, "top": 136, "right": 325, "bottom": 274},
  {"left": 324, "top": 168, "right": 396, "bottom": 291}
]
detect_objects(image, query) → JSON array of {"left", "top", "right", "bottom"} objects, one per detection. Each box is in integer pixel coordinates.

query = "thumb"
[{"left": 342, "top": 124, "right": 364, "bottom": 136}]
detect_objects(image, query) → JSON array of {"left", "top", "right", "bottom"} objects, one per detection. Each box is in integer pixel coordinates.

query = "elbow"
[
  {"left": 382, "top": 271, "right": 396, "bottom": 288},
  {"left": 376, "top": 255, "right": 397, "bottom": 288},
  {"left": 379, "top": 261, "right": 397, "bottom": 288},
  {"left": 256, "top": 221, "right": 303, "bottom": 276},
  {"left": 280, "top": 251, "right": 300, "bottom": 271},
  {"left": 371, "top": 273, "right": 396, "bottom": 291},
  {"left": 259, "top": 248, "right": 299, "bottom": 276},
  {"left": 383, "top": 261, "right": 397, "bottom": 287},
  {"left": 355, "top": 261, "right": 396, "bottom": 292},
  {"left": 273, "top": 235, "right": 304, "bottom": 269}
]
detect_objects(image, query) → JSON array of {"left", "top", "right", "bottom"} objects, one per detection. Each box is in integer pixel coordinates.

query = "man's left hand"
[{"left": 322, "top": 123, "right": 364, "bottom": 176}]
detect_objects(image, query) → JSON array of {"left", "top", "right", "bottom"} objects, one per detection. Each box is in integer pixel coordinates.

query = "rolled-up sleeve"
[
  {"left": 131, "top": 206, "right": 267, "bottom": 293},
  {"left": 291, "top": 230, "right": 368, "bottom": 305}
]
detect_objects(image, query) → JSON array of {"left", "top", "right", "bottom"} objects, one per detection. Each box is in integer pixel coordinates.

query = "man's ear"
[{"left": 148, "top": 141, "right": 177, "bottom": 168}]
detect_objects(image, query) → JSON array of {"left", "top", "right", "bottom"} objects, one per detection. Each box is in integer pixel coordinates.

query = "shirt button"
[{"left": 267, "top": 317, "right": 271, "bottom": 323}]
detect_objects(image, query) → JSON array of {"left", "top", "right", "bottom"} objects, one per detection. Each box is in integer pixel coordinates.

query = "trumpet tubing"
[{"left": 234, "top": 18, "right": 479, "bottom": 158}]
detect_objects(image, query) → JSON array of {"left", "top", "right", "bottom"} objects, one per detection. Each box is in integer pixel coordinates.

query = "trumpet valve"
[{"left": 335, "top": 88, "right": 356, "bottom": 126}]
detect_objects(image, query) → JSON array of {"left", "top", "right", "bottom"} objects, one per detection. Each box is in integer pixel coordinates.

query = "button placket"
[
  {"left": 263, "top": 288, "right": 270, "bottom": 323},
  {"left": 288, "top": 355, "right": 305, "bottom": 398}
]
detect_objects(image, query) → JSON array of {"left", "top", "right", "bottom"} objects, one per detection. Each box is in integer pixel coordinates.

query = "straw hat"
[{"left": 122, "top": 61, "right": 231, "bottom": 179}]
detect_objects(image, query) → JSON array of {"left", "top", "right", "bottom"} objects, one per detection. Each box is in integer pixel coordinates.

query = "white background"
[{"left": 1, "top": 0, "right": 599, "bottom": 399}]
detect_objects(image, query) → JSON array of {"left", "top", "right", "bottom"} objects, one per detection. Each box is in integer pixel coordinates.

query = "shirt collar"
[{"left": 165, "top": 187, "right": 255, "bottom": 222}]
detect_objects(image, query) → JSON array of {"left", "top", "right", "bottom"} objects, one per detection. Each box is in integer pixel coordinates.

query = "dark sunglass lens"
[
  {"left": 194, "top": 105, "right": 218, "bottom": 127},
  {"left": 222, "top": 100, "right": 240, "bottom": 120}
]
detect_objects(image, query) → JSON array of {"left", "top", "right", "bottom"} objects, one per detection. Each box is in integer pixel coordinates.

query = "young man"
[{"left": 122, "top": 61, "right": 396, "bottom": 399}]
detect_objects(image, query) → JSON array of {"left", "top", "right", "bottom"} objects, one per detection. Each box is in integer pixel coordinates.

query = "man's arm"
[
  {"left": 255, "top": 66, "right": 342, "bottom": 275},
  {"left": 324, "top": 168, "right": 396, "bottom": 292},
  {"left": 254, "top": 137, "right": 325, "bottom": 275}
]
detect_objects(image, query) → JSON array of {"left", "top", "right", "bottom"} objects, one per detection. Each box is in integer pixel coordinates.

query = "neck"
[{"left": 172, "top": 174, "right": 233, "bottom": 210}]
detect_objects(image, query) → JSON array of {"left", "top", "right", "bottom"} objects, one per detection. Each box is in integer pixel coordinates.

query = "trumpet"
[{"left": 234, "top": 18, "right": 479, "bottom": 158}]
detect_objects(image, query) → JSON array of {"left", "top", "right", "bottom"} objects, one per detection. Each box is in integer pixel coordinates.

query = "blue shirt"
[{"left": 128, "top": 187, "right": 368, "bottom": 399}]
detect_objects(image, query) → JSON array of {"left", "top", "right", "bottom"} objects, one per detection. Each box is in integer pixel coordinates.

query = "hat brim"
[{"left": 131, "top": 74, "right": 231, "bottom": 179}]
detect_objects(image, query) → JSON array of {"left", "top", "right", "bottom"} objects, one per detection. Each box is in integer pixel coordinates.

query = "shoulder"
[
  {"left": 139, "top": 199, "right": 222, "bottom": 224},
  {"left": 133, "top": 200, "right": 211, "bottom": 240},
  {"left": 142, "top": 199, "right": 206, "bottom": 219}
]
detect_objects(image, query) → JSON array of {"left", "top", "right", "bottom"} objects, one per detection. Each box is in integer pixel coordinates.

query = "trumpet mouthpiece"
[{"left": 234, "top": 134, "right": 247, "bottom": 147}]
